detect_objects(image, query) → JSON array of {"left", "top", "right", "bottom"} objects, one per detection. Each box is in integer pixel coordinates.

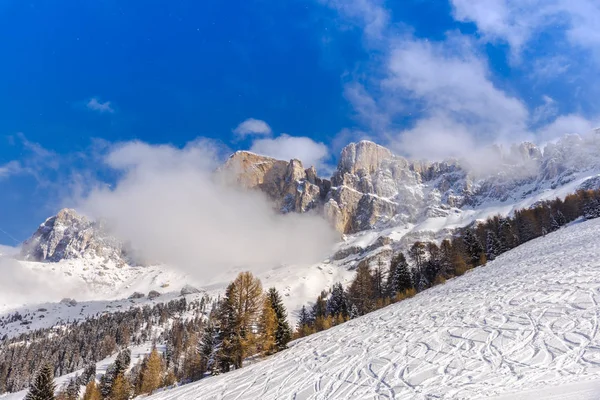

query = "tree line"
[
  {"left": 15, "top": 272, "right": 293, "bottom": 399},
  {"left": 295, "top": 188, "right": 600, "bottom": 337}
]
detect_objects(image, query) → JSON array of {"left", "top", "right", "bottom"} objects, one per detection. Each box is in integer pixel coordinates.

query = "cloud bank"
[{"left": 75, "top": 139, "right": 337, "bottom": 281}]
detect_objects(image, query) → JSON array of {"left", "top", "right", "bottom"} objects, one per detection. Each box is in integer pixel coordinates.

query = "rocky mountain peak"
[
  {"left": 21, "top": 208, "right": 130, "bottom": 265},
  {"left": 337, "top": 140, "right": 393, "bottom": 176},
  {"left": 510, "top": 142, "right": 542, "bottom": 163},
  {"left": 220, "top": 151, "right": 329, "bottom": 214}
]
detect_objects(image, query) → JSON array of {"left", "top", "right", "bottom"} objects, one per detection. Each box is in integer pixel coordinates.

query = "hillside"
[{"left": 143, "top": 218, "right": 600, "bottom": 399}]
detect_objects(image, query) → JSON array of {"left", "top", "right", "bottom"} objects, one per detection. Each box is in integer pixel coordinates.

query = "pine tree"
[
  {"left": 409, "top": 242, "right": 428, "bottom": 291},
  {"left": 82, "top": 381, "right": 101, "bottom": 400},
  {"left": 139, "top": 348, "right": 164, "bottom": 395},
  {"left": 372, "top": 261, "right": 386, "bottom": 300},
  {"left": 485, "top": 230, "right": 501, "bottom": 261},
  {"left": 266, "top": 288, "right": 292, "bottom": 350},
  {"left": 80, "top": 364, "right": 96, "bottom": 386},
  {"left": 326, "top": 283, "right": 349, "bottom": 320},
  {"left": 498, "top": 218, "right": 516, "bottom": 253},
  {"left": 583, "top": 196, "right": 600, "bottom": 219},
  {"left": 295, "top": 306, "right": 313, "bottom": 337},
  {"left": 388, "top": 252, "right": 412, "bottom": 295},
  {"left": 347, "top": 264, "right": 374, "bottom": 316},
  {"left": 311, "top": 292, "right": 328, "bottom": 321},
  {"left": 65, "top": 378, "right": 80, "bottom": 400},
  {"left": 462, "top": 229, "right": 484, "bottom": 266},
  {"left": 199, "top": 320, "right": 220, "bottom": 376},
  {"left": 25, "top": 364, "right": 56, "bottom": 400},
  {"left": 424, "top": 243, "right": 441, "bottom": 285}
]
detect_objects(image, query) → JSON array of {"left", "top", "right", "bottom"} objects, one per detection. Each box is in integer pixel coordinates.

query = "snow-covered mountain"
[
  {"left": 143, "top": 217, "right": 600, "bottom": 400},
  {"left": 20, "top": 208, "right": 133, "bottom": 266},
  {"left": 224, "top": 133, "right": 600, "bottom": 235},
  {"left": 2, "top": 133, "right": 600, "bottom": 338}
]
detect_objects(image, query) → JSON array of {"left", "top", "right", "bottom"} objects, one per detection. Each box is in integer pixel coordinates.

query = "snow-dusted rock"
[
  {"left": 20, "top": 208, "right": 131, "bottom": 265},
  {"left": 220, "top": 151, "right": 329, "bottom": 214}
]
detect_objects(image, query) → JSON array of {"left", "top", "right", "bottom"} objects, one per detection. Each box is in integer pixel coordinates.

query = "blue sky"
[{"left": 1, "top": 0, "right": 599, "bottom": 245}]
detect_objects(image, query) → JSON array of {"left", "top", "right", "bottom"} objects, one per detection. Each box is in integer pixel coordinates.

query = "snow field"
[{"left": 145, "top": 218, "right": 600, "bottom": 399}]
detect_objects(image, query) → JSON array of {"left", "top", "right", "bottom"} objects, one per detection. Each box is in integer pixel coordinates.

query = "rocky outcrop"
[
  {"left": 20, "top": 208, "right": 131, "bottom": 265},
  {"left": 18, "top": 133, "right": 600, "bottom": 268},
  {"left": 220, "top": 151, "right": 330, "bottom": 213}
]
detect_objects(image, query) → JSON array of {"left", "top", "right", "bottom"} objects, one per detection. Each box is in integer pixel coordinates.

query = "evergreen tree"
[
  {"left": 409, "top": 242, "right": 428, "bottom": 291},
  {"left": 498, "top": 219, "right": 517, "bottom": 253},
  {"left": 80, "top": 364, "right": 96, "bottom": 386},
  {"left": 295, "top": 306, "right": 313, "bottom": 337},
  {"left": 462, "top": 229, "right": 484, "bottom": 266},
  {"left": 311, "top": 292, "right": 328, "bottom": 320},
  {"left": 387, "top": 252, "right": 412, "bottom": 295},
  {"left": 583, "top": 196, "right": 600, "bottom": 219},
  {"left": 347, "top": 264, "right": 374, "bottom": 316},
  {"left": 438, "top": 239, "right": 454, "bottom": 277},
  {"left": 424, "top": 243, "right": 441, "bottom": 285},
  {"left": 99, "top": 349, "right": 130, "bottom": 399},
  {"left": 199, "top": 320, "right": 220, "bottom": 376},
  {"left": 326, "top": 283, "right": 349, "bottom": 320},
  {"left": 25, "top": 364, "right": 56, "bottom": 400},
  {"left": 65, "top": 378, "right": 80, "bottom": 400},
  {"left": 372, "top": 261, "right": 386, "bottom": 300},
  {"left": 485, "top": 230, "right": 501, "bottom": 261},
  {"left": 266, "top": 288, "right": 292, "bottom": 350}
]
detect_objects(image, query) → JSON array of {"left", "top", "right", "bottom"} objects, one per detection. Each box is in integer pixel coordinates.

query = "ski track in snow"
[{"left": 146, "top": 218, "right": 600, "bottom": 400}]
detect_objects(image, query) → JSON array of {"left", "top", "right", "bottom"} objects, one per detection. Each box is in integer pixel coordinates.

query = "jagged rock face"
[
  {"left": 221, "top": 151, "right": 329, "bottom": 213},
  {"left": 20, "top": 209, "right": 130, "bottom": 265},
  {"left": 18, "top": 132, "right": 600, "bottom": 267},
  {"left": 323, "top": 134, "right": 600, "bottom": 233},
  {"left": 327, "top": 141, "right": 471, "bottom": 233}
]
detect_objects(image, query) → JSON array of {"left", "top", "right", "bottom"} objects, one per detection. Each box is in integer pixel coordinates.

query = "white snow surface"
[{"left": 144, "top": 218, "right": 600, "bottom": 400}]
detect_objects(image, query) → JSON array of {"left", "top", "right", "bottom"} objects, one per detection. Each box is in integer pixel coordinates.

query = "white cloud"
[
  {"left": 532, "top": 95, "right": 559, "bottom": 125},
  {"left": 321, "top": 0, "right": 389, "bottom": 42},
  {"left": 249, "top": 134, "right": 331, "bottom": 171},
  {"left": 322, "top": 0, "right": 599, "bottom": 164},
  {"left": 537, "top": 114, "right": 600, "bottom": 142},
  {"left": 233, "top": 118, "right": 272, "bottom": 138},
  {"left": 87, "top": 97, "right": 114, "bottom": 113},
  {"left": 450, "top": 0, "right": 600, "bottom": 61},
  {"left": 0, "top": 256, "right": 87, "bottom": 306},
  {"left": 0, "top": 244, "right": 19, "bottom": 256},
  {"left": 76, "top": 139, "right": 336, "bottom": 281},
  {"left": 0, "top": 161, "right": 21, "bottom": 179},
  {"left": 385, "top": 36, "right": 529, "bottom": 143}
]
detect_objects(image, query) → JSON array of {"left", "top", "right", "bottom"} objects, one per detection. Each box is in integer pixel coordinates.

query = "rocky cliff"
[
  {"left": 220, "top": 151, "right": 330, "bottom": 214},
  {"left": 221, "top": 134, "right": 600, "bottom": 235},
  {"left": 20, "top": 208, "right": 132, "bottom": 266}
]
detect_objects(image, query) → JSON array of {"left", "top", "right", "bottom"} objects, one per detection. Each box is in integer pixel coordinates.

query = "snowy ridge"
[{"left": 143, "top": 218, "right": 600, "bottom": 399}]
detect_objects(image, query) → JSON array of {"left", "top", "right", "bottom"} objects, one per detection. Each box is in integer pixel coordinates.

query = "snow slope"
[{"left": 145, "top": 218, "right": 600, "bottom": 400}]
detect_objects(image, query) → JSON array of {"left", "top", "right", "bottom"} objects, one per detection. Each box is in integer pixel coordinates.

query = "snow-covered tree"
[{"left": 25, "top": 365, "right": 55, "bottom": 400}]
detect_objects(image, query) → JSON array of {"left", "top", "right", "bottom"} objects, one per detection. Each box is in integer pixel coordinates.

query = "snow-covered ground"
[{"left": 141, "top": 218, "right": 600, "bottom": 399}]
